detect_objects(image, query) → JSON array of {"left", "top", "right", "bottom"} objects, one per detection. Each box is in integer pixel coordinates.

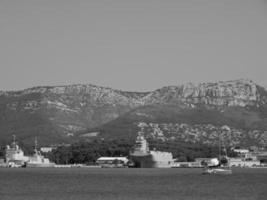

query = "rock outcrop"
[{"left": 142, "top": 79, "right": 264, "bottom": 107}]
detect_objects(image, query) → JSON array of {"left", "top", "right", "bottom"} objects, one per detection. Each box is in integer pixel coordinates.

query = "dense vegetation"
[
  {"left": 46, "top": 139, "right": 135, "bottom": 164},
  {"left": 43, "top": 139, "right": 236, "bottom": 164}
]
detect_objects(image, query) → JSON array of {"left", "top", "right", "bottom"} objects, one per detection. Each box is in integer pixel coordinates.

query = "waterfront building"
[
  {"left": 40, "top": 147, "right": 54, "bottom": 153},
  {"left": 96, "top": 157, "right": 129, "bottom": 168},
  {"left": 228, "top": 158, "right": 260, "bottom": 167}
]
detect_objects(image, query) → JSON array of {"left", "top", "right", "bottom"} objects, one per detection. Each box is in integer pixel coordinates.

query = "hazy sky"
[{"left": 0, "top": 0, "right": 267, "bottom": 91}]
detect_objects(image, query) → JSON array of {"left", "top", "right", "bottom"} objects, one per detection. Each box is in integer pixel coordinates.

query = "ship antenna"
[{"left": 35, "top": 137, "right": 38, "bottom": 151}]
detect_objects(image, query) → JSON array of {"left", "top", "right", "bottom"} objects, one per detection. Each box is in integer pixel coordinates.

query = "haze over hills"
[{"left": 1, "top": 79, "right": 267, "bottom": 147}]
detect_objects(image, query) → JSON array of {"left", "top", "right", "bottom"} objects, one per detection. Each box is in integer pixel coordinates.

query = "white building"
[
  {"left": 229, "top": 158, "right": 260, "bottom": 167},
  {"left": 96, "top": 157, "right": 129, "bottom": 168},
  {"left": 40, "top": 147, "right": 54, "bottom": 153},
  {"left": 233, "top": 149, "right": 249, "bottom": 154}
]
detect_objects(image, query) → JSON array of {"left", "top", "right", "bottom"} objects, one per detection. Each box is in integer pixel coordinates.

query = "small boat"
[
  {"left": 203, "top": 167, "right": 232, "bottom": 175},
  {"left": 202, "top": 126, "right": 232, "bottom": 175}
]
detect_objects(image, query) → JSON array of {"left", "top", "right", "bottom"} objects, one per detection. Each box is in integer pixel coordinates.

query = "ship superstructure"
[
  {"left": 130, "top": 129, "right": 150, "bottom": 157},
  {"left": 5, "top": 135, "right": 29, "bottom": 167}
]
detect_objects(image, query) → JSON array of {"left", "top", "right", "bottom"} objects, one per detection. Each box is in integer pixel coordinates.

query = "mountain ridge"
[{"left": 1, "top": 79, "right": 267, "bottom": 147}]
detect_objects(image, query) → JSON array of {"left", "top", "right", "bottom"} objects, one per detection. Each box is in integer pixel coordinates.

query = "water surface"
[{"left": 0, "top": 168, "right": 266, "bottom": 200}]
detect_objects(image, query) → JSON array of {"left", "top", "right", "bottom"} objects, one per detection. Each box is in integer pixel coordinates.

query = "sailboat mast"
[{"left": 218, "top": 131, "right": 221, "bottom": 164}]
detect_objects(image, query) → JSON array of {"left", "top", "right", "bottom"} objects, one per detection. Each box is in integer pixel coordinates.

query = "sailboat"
[{"left": 203, "top": 126, "right": 232, "bottom": 175}]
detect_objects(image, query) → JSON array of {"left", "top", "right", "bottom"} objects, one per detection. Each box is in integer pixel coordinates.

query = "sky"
[{"left": 0, "top": 0, "right": 267, "bottom": 92}]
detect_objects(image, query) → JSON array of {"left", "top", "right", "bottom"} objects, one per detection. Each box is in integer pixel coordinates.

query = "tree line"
[
  {"left": 45, "top": 139, "right": 135, "bottom": 164},
  {"left": 44, "top": 138, "right": 236, "bottom": 164}
]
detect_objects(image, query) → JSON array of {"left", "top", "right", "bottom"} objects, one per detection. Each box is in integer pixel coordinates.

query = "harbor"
[{"left": 1, "top": 131, "right": 267, "bottom": 170}]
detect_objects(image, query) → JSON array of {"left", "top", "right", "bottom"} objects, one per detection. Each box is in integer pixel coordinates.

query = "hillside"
[
  {"left": 1, "top": 79, "right": 267, "bottom": 147},
  {"left": 85, "top": 104, "right": 267, "bottom": 147},
  {"left": 0, "top": 84, "right": 146, "bottom": 145}
]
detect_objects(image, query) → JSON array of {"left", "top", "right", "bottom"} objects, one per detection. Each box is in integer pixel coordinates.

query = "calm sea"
[{"left": 0, "top": 167, "right": 266, "bottom": 200}]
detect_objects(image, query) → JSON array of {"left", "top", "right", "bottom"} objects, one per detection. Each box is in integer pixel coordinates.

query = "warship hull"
[
  {"left": 130, "top": 154, "right": 154, "bottom": 168},
  {"left": 26, "top": 162, "right": 55, "bottom": 168}
]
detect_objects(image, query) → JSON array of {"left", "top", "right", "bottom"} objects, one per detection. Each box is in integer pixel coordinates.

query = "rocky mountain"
[
  {"left": 143, "top": 79, "right": 267, "bottom": 107},
  {"left": 0, "top": 84, "right": 147, "bottom": 145},
  {"left": 1, "top": 79, "right": 267, "bottom": 147}
]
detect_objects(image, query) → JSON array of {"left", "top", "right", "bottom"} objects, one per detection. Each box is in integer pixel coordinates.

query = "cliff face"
[
  {"left": 0, "top": 79, "right": 266, "bottom": 145},
  {"left": 143, "top": 79, "right": 264, "bottom": 107}
]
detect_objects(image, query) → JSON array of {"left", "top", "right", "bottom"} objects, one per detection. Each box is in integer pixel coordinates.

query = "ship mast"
[
  {"left": 13, "top": 134, "right": 16, "bottom": 144},
  {"left": 220, "top": 125, "right": 231, "bottom": 166},
  {"left": 34, "top": 137, "right": 38, "bottom": 152},
  {"left": 12, "top": 134, "right": 17, "bottom": 149}
]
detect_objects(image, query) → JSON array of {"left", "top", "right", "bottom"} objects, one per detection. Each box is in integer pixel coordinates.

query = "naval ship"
[
  {"left": 26, "top": 138, "right": 55, "bottom": 168},
  {"left": 129, "top": 128, "right": 173, "bottom": 168},
  {"left": 5, "top": 135, "right": 29, "bottom": 167},
  {"left": 5, "top": 136, "right": 55, "bottom": 167}
]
